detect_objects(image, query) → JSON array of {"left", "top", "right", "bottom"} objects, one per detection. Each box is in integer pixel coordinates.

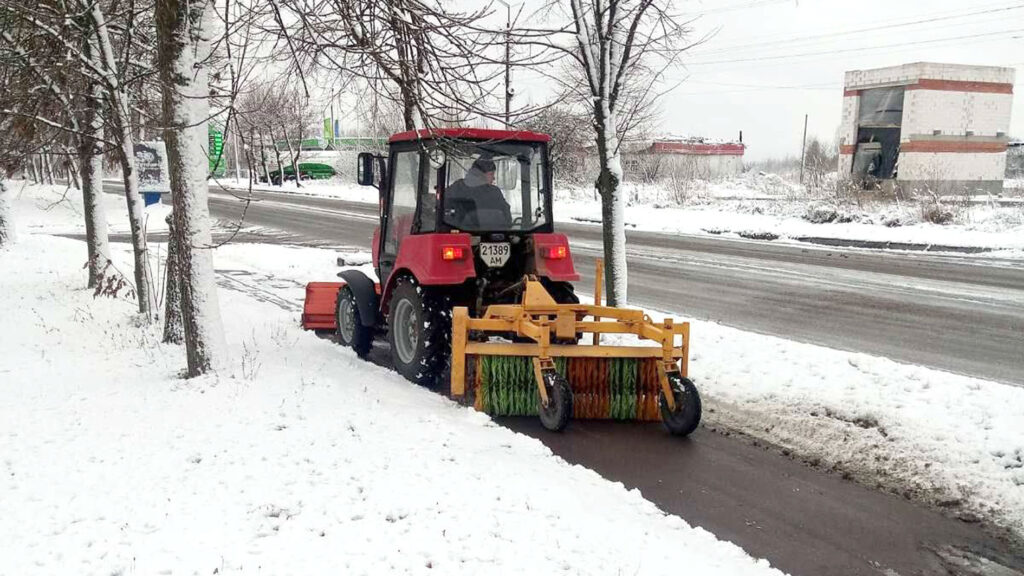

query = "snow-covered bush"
[
  {"left": 919, "top": 202, "right": 955, "bottom": 225},
  {"left": 0, "top": 180, "right": 12, "bottom": 246},
  {"left": 804, "top": 204, "right": 838, "bottom": 224}
]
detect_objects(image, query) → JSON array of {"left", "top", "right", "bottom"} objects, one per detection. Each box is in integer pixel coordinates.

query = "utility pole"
[
  {"left": 496, "top": 0, "right": 513, "bottom": 128},
  {"left": 799, "top": 113, "right": 808, "bottom": 185},
  {"left": 232, "top": 118, "right": 241, "bottom": 181}
]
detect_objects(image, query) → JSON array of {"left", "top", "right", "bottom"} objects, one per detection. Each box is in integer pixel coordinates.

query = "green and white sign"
[{"left": 208, "top": 126, "right": 226, "bottom": 177}]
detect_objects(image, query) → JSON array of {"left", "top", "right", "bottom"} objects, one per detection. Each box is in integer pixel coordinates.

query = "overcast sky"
[{"left": 509, "top": 0, "right": 1024, "bottom": 160}]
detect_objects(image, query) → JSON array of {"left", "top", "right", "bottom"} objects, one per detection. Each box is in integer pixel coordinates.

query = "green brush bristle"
[{"left": 478, "top": 356, "right": 637, "bottom": 419}]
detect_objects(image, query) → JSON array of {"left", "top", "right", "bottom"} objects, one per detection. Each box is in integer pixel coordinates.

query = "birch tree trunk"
[
  {"left": 43, "top": 150, "right": 55, "bottom": 185},
  {"left": 88, "top": 3, "right": 155, "bottom": 317},
  {"left": 0, "top": 179, "right": 11, "bottom": 247},
  {"left": 156, "top": 0, "right": 227, "bottom": 376},
  {"left": 27, "top": 157, "right": 38, "bottom": 183},
  {"left": 282, "top": 123, "right": 300, "bottom": 188},
  {"left": 112, "top": 105, "right": 155, "bottom": 317},
  {"left": 67, "top": 154, "right": 81, "bottom": 190},
  {"left": 594, "top": 106, "right": 627, "bottom": 307},
  {"left": 255, "top": 129, "right": 270, "bottom": 183},
  {"left": 268, "top": 126, "right": 284, "bottom": 186},
  {"left": 162, "top": 213, "right": 183, "bottom": 344},
  {"left": 77, "top": 35, "right": 112, "bottom": 289},
  {"left": 78, "top": 105, "right": 112, "bottom": 289}
]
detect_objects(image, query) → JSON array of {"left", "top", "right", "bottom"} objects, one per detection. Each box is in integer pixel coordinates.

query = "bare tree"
[
  {"left": 0, "top": 7, "right": 112, "bottom": 286},
  {"left": 513, "top": 0, "right": 695, "bottom": 306},
  {"left": 271, "top": 0, "right": 506, "bottom": 131},
  {"left": 1, "top": 0, "right": 157, "bottom": 311},
  {"left": 521, "top": 105, "right": 591, "bottom": 184},
  {"left": 156, "top": 0, "right": 227, "bottom": 375}
]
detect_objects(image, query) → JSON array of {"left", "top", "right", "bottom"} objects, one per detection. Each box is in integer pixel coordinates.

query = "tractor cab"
[{"left": 357, "top": 128, "right": 578, "bottom": 312}]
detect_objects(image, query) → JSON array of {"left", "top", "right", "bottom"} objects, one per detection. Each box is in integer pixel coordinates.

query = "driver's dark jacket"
[{"left": 444, "top": 169, "right": 512, "bottom": 229}]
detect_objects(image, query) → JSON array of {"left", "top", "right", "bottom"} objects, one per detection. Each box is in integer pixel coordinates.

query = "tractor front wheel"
[
  {"left": 659, "top": 374, "right": 702, "bottom": 436},
  {"left": 388, "top": 279, "right": 449, "bottom": 387},
  {"left": 538, "top": 371, "right": 573, "bottom": 432},
  {"left": 336, "top": 286, "right": 372, "bottom": 358}
]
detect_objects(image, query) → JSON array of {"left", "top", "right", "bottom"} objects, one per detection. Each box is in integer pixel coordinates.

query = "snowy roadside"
[
  {"left": 2, "top": 182, "right": 787, "bottom": 574},
  {"left": 211, "top": 176, "right": 1024, "bottom": 256},
  {"left": 208, "top": 236, "right": 1024, "bottom": 543},
  {"left": 13, "top": 180, "right": 1023, "bottom": 551},
  {"left": 208, "top": 180, "right": 1024, "bottom": 539}
]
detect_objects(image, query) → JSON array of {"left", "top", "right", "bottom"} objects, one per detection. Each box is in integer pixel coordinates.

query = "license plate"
[{"left": 479, "top": 242, "right": 511, "bottom": 268}]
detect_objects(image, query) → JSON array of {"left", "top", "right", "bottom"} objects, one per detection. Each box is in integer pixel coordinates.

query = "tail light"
[
  {"left": 441, "top": 246, "right": 466, "bottom": 260},
  {"left": 544, "top": 245, "right": 567, "bottom": 259}
]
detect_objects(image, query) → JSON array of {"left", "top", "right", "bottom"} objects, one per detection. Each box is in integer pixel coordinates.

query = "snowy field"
[
  {"left": 213, "top": 174, "right": 1024, "bottom": 254},
  {"left": 3, "top": 181, "right": 1024, "bottom": 575},
  {"left": 1, "top": 182, "right": 786, "bottom": 575}
]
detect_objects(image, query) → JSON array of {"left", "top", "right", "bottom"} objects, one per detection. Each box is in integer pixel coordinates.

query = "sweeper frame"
[{"left": 450, "top": 268, "right": 700, "bottom": 435}]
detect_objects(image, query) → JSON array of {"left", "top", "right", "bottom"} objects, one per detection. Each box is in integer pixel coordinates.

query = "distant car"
[{"left": 262, "top": 162, "right": 335, "bottom": 184}]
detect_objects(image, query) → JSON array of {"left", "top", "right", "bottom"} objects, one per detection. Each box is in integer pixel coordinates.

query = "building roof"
[
  {"left": 389, "top": 128, "right": 551, "bottom": 143},
  {"left": 844, "top": 62, "right": 1016, "bottom": 90},
  {"left": 648, "top": 141, "right": 745, "bottom": 156}
]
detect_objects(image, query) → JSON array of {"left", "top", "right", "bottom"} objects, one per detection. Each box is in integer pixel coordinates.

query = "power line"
[
  {"left": 684, "top": 80, "right": 840, "bottom": 90},
  {"left": 690, "top": 3, "right": 1024, "bottom": 57},
  {"left": 686, "top": 28, "right": 1024, "bottom": 66},
  {"left": 684, "top": 0, "right": 793, "bottom": 17}
]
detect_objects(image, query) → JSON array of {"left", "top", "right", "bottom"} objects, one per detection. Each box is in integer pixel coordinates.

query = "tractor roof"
[{"left": 389, "top": 128, "right": 551, "bottom": 144}]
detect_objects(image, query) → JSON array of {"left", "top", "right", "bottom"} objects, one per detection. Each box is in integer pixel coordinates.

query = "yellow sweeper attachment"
[{"left": 450, "top": 260, "right": 702, "bottom": 435}]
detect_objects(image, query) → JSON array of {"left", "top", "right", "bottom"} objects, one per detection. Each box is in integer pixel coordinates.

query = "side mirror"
[{"left": 357, "top": 152, "right": 375, "bottom": 186}]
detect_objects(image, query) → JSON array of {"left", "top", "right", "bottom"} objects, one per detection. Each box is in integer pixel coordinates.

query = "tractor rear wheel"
[
  {"left": 659, "top": 374, "right": 702, "bottom": 437},
  {"left": 388, "top": 278, "right": 449, "bottom": 387},
  {"left": 538, "top": 371, "right": 573, "bottom": 432},
  {"left": 336, "top": 286, "right": 372, "bottom": 358}
]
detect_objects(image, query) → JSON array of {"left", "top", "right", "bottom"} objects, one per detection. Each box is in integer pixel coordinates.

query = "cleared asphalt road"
[{"left": 105, "top": 182, "right": 1024, "bottom": 575}]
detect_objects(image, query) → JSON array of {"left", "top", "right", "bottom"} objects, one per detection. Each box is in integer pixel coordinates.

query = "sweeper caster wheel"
[
  {"left": 336, "top": 286, "right": 372, "bottom": 358},
  {"left": 539, "top": 372, "right": 573, "bottom": 432},
  {"left": 660, "top": 375, "right": 702, "bottom": 437}
]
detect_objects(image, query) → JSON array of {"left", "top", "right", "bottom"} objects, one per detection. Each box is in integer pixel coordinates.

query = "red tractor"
[
  {"left": 303, "top": 128, "right": 701, "bottom": 435},
  {"left": 327, "top": 128, "right": 579, "bottom": 382}
]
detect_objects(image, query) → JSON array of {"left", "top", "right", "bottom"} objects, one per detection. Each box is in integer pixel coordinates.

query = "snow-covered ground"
[
  {"left": 4, "top": 181, "right": 1024, "bottom": 576},
  {"left": 2, "top": 182, "right": 787, "bottom": 574},
  {"left": 213, "top": 174, "right": 1024, "bottom": 254}
]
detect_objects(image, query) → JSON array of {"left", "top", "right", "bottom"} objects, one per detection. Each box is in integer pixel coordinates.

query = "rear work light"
[
  {"left": 544, "top": 245, "right": 568, "bottom": 259},
  {"left": 441, "top": 246, "right": 466, "bottom": 260}
]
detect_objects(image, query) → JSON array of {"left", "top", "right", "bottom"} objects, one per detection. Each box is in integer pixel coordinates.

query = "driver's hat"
[{"left": 472, "top": 157, "right": 496, "bottom": 173}]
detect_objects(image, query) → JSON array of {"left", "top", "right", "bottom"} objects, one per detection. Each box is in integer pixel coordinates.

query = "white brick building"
[
  {"left": 838, "top": 62, "right": 1015, "bottom": 195},
  {"left": 584, "top": 136, "right": 745, "bottom": 182}
]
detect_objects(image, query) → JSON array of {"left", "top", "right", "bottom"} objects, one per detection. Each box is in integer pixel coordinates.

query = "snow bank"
[
  {"left": 9, "top": 180, "right": 170, "bottom": 238},
  {"left": 209, "top": 175, "right": 1024, "bottom": 254},
  {"left": 0, "top": 245, "right": 784, "bottom": 572},
  {"left": 212, "top": 177, "right": 379, "bottom": 204},
  {"left": 559, "top": 200, "right": 1024, "bottom": 251}
]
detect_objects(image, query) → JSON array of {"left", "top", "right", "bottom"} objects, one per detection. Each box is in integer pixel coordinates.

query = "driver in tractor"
[{"left": 443, "top": 156, "right": 513, "bottom": 230}]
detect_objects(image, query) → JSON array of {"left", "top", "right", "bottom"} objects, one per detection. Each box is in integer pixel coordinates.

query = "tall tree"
[
  {"left": 156, "top": 0, "right": 227, "bottom": 376},
  {"left": 1, "top": 0, "right": 156, "bottom": 307},
  {"left": 274, "top": 0, "right": 500, "bottom": 131},
  {"left": 518, "top": 0, "right": 694, "bottom": 306},
  {"left": 0, "top": 8, "right": 112, "bottom": 285}
]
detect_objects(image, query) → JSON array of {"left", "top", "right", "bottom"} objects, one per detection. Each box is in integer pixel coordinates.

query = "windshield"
[{"left": 438, "top": 141, "right": 548, "bottom": 232}]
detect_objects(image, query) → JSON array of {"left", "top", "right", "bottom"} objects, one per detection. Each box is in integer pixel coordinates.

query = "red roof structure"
[{"left": 389, "top": 128, "right": 551, "bottom": 143}]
